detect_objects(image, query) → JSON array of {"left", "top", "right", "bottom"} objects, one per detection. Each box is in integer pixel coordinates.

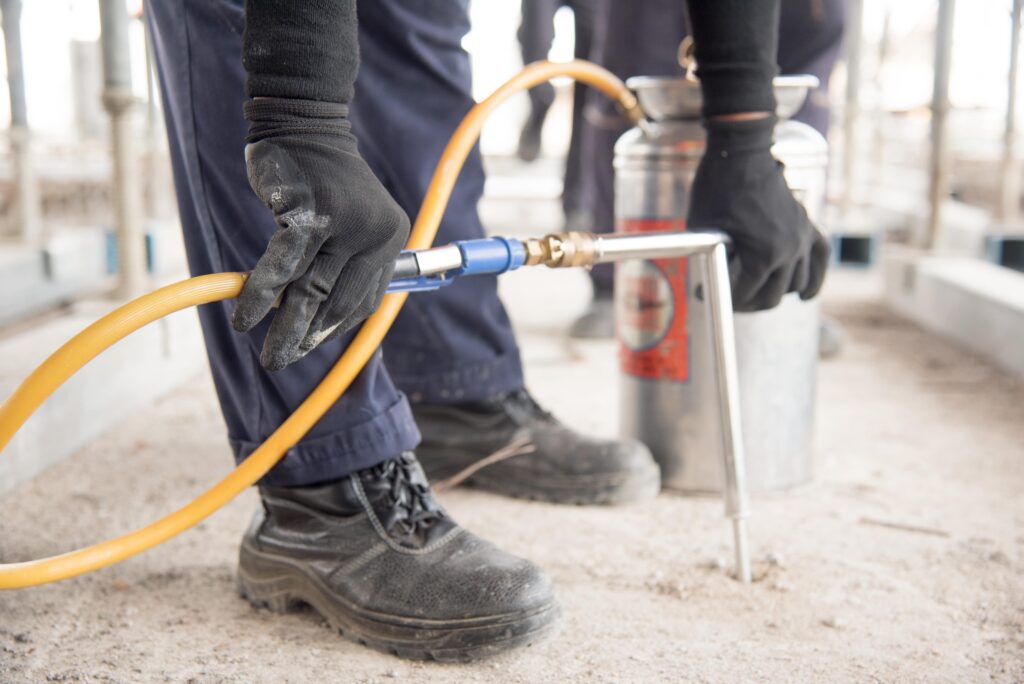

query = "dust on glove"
[{"left": 231, "top": 98, "right": 410, "bottom": 371}]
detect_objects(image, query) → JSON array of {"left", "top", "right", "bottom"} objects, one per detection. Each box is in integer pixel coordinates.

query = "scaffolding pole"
[
  {"left": 871, "top": 7, "right": 892, "bottom": 170},
  {"left": 99, "top": 0, "right": 147, "bottom": 298},
  {"left": 999, "top": 0, "right": 1023, "bottom": 223},
  {"left": 925, "top": 0, "right": 956, "bottom": 250},
  {"left": 142, "top": 14, "right": 172, "bottom": 220},
  {"left": 841, "top": 0, "right": 864, "bottom": 214},
  {"left": 1, "top": 0, "right": 40, "bottom": 245}
]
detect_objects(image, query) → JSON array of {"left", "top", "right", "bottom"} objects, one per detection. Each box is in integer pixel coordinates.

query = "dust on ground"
[{"left": 0, "top": 270, "right": 1022, "bottom": 683}]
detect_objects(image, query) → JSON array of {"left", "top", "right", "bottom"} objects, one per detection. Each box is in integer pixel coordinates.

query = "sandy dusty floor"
[{"left": 0, "top": 269, "right": 1022, "bottom": 683}]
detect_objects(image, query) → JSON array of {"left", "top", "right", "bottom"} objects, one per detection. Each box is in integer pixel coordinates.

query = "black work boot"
[
  {"left": 237, "top": 453, "right": 560, "bottom": 662},
  {"left": 413, "top": 389, "right": 660, "bottom": 505},
  {"left": 517, "top": 107, "right": 547, "bottom": 162}
]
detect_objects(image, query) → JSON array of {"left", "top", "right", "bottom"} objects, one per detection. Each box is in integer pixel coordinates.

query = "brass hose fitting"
[
  {"left": 618, "top": 87, "right": 655, "bottom": 139},
  {"left": 523, "top": 231, "right": 598, "bottom": 268},
  {"left": 618, "top": 90, "right": 645, "bottom": 128}
]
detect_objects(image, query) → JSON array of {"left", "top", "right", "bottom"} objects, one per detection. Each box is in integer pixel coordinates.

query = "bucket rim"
[{"left": 627, "top": 74, "right": 821, "bottom": 121}]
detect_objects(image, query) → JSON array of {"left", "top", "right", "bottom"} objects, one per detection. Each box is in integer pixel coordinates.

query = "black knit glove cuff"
[
  {"left": 686, "top": 0, "right": 780, "bottom": 118},
  {"left": 703, "top": 115, "right": 777, "bottom": 156},
  {"left": 243, "top": 0, "right": 358, "bottom": 103},
  {"left": 244, "top": 97, "right": 352, "bottom": 143},
  {"left": 695, "top": 63, "right": 777, "bottom": 119}
]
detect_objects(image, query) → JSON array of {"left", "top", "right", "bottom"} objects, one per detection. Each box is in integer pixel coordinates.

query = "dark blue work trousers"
[
  {"left": 146, "top": 0, "right": 523, "bottom": 486},
  {"left": 517, "top": 0, "right": 607, "bottom": 216}
]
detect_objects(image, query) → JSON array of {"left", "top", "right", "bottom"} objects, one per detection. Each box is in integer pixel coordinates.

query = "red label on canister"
[{"left": 616, "top": 218, "right": 689, "bottom": 382}]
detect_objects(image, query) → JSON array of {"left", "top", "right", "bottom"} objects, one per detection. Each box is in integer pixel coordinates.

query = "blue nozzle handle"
[
  {"left": 453, "top": 236, "right": 527, "bottom": 277},
  {"left": 386, "top": 237, "right": 526, "bottom": 294}
]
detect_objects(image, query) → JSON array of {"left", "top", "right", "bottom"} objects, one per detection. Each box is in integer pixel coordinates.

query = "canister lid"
[{"left": 627, "top": 74, "right": 820, "bottom": 122}]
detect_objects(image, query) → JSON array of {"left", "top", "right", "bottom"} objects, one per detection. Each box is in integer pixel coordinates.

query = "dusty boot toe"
[{"left": 414, "top": 390, "right": 660, "bottom": 505}]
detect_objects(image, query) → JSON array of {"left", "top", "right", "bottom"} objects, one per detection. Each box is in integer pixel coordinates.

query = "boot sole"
[
  {"left": 422, "top": 452, "right": 661, "bottom": 506},
  {"left": 237, "top": 540, "right": 561, "bottom": 663}
]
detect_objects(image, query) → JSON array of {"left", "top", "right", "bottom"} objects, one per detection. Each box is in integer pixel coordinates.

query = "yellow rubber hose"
[{"left": 0, "top": 60, "right": 641, "bottom": 589}]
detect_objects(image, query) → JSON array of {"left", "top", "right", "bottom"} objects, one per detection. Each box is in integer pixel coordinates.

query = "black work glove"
[
  {"left": 688, "top": 116, "right": 830, "bottom": 312},
  {"left": 231, "top": 98, "right": 410, "bottom": 371}
]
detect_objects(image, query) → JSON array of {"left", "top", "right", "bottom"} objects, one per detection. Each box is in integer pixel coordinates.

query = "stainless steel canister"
[{"left": 615, "top": 75, "right": 828, "bottom": 493}]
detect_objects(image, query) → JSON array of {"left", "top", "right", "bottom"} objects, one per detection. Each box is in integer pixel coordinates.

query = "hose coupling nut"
[
  {"left": 523, "top": 231, "right": 597, "bottom": 268},
  {"left": 619, "top": 91, "right": 646, "bottom": 128}
]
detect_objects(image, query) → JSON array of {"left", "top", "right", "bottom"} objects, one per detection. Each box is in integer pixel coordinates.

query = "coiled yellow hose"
[{"left": 0, "top": 61, "right": 642, "bottom": 589}]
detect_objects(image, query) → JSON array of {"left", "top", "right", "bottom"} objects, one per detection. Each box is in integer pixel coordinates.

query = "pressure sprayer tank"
[{"left": 615, "top": 75, "right": 828, "bottom": 493}]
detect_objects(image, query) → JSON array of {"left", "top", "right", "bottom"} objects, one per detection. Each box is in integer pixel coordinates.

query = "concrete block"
[
  {"left": 0, "top": 220, "right": 189, "bottom": 327},
  {"left": 146, "top": 220, "right": 189, "bottom": 276},
  {"left": 833, "top": 233, "right": 878, "bottom": 267},
  {"left": 844, "top": 161, "right": 994, "bottom": 256},
  {"left": 825, "top": 208, "right": 883, "bottom": 268},
  {"left": 884, "top": 249, "right": 1024, "bottom": 377},
  {"left": 0, "top": 229, "right": 111, "bottom": 326},
  {"left": 984, "top": 232, "right": 1024, "bottom": 273},
  {"left": 0, "top": 303, "right": 207, "bottom": 498},
  {"left": 44, "top": 227, "right": 110, "bottom": 282},
  {"left": 104, "top": 220, "right": 188, "bottom": 277},
  {"left": 932, "top": 201, "right": 991, "bottom": 257}
]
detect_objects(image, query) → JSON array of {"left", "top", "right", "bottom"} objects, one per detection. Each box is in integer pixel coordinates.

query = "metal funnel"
[{"left": 627, "top": 74, "right": 820, "bottom": 122}]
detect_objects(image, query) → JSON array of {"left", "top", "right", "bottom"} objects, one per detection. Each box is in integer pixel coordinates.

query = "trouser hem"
[{"left": 231, "top": 394, "right": 422, "bottom": 487}]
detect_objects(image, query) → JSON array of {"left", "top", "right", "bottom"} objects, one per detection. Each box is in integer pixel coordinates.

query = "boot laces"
[{"left": 368, "top": 454, "right": 446, "bottom": 536}]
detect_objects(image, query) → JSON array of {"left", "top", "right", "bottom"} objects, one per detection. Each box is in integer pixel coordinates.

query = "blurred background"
[
  {"left": 0, "top": 1, "right": 1022, "bottom": 681},
  {"left": 1, "top": 1, "right": 1023, "bottom": 297}
]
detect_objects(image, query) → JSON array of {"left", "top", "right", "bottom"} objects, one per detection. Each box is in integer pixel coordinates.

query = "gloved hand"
[
  {"left": 688, "top": 115, "right": 830, "bottom": 312},
  {"left": 231, "top": 98, "right": 410, "bottom": 371}
]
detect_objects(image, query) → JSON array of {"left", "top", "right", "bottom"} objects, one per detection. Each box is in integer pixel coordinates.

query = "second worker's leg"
[
  {"left": 569, "top": 0, "right": 689, "bottom": 339},
  {"left": 778, "top": 0, "right": 847, "bottom": 358},
  {"left": 779, "top": 0, "right": 848, "bottom": 137},
  {"left": 561, "top": 0, "right": 608, "bottom": 227},
  {"left": 517, "top": 0, "right": 560, "bottom": 161},
  {"left": 355, "top": 0, "right": 660, "bottom": 505}
]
